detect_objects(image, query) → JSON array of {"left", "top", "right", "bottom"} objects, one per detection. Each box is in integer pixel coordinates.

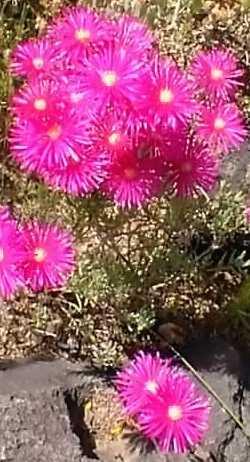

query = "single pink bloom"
[
  {"left": 0, "top": 218, "right": 26, "bottom": 299},
  {"left": 113, "top": 15, "right": 154, "bottom": 56},
  {"left": 11, "top": 79, "right": 68, "bottom": 120},
  {"left": 42, "top": 148, "right": 110, "bottom": 196},
  {"left": 20, "top": 221, "right": 75, "bottom": 292},
  {"left": 138, "top": 56, "right": 196, "bottom": 129},
  {"left": 9, "top": 109, "right": 86, "bottom": 173},
  {"left": 115, "top": 352, "right": 171, "bottom": 416},
  {"left": 9, "top": 37, "right": 61, "bottom": 80},
  {"left": 138, "top": 372, "right": 211, "bottom": 454},
  {"left": 190, "top": 48, "right": 244, "bottom": 101},
  {"left": 197, "top": 103, "right": 247, "bottom": 154},
  {"left": 166, "top": 136, "right": 218, "bottom": 197},
  {"left": 48, "top": 6, "right": 111, "bottom": 63},
  {"left": 101, "top": 147, "right": 166, "bottom": 208},
  {"left": 82, "top": 40, "right": 148, "bottom": 111},
  {"left": 84, "top": 111, "right": 131, "bottom": 157}
]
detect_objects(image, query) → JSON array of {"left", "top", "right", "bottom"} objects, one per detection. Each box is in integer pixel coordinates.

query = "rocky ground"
[{"left": 0, "top": 337, "right": 249, "bottom": 462}]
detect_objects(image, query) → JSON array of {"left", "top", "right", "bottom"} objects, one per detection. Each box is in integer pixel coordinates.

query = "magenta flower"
[
  {"left": 139, "top": 57, "right": 195, "bottom": 129},
  {"left": 190, "top": 48, "right": 244, "bottom": 101},
  {"left": 166, "top": 136, "right": 218, "bottom": 197},
  {"left": 49, "top": 6, "right": 111, "bottom": 63},
  {"left": 101, "top": 147, "right": 166, "bottom": 208},
  {"left": 113, "top": 15, "right": 154, "bottom": 56},
  {"left": 115, "top": 352, "right": 171, "bottom": 416},
  {"left": 21, "top": 221, "right": 75, "bottom": 292},
  {"left": 9, "top": 110, "right": 86, "bottom": 173},
  {"left": 0, "top": 218, "right": 25, "bottom": 299},
  {"left": 42, "top": 148, "right": 109, "bottom": 196},
  {"left": 11, "top": 79, "right": 67, "bottom": 120},
  {"left": 82, "top": 41, "right": 148, "bottom": 111},
  {"left": 10, "top": 37, "right": 60, "bottom": 80},
  {"left": 138, "top": 372, "right": 210, "bottom": 454},
  {"left": 84, "top": 111, "right": 131, "bottom": 156},
  {"left": 197, "top": 103, "right": 247, "bottom": 153}
]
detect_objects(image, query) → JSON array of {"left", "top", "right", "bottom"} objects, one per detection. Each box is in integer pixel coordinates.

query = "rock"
[
  {"left": 0, "top": 359, "right": 100, "bottom": 462},
  {"left": 182, "top": 337, "right": 250, "bottom": 461}
]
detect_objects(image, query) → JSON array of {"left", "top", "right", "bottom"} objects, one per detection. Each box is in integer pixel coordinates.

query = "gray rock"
[{"left": 0, "top": 359, "right": 99, "bottom": 462}]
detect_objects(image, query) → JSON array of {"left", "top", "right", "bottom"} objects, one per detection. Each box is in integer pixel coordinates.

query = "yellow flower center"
[
  {"left": 32, "top": 57, "right": 44, "bottom": 70},
  {"left": 160, "top": 88, "right": 174, "bottom": 104},
  {"left": 167, "top": 405, "right": 183, "bottom": 421},
  {"left": 102, "top": 71, "right": 118, "bottom": 87},
  {"left": 0, "top": 247, "right": 4, "bottom": 262},
  {"left": 214, "top": 117, "right": 226, "bottom": 130},
  {"left": 211, "top": 67, "right": 224, "bottom": 80},
  {"left": 75, "top": 28, "right": 91, "bottom": 42},
  {"left": 108, "top": 132, "right": 121, "bottom": 145},
  {"left": 34, "top": 247, "right": 47, "bottom": 263},
  {"left": 34, "top": 98, "right": 47, "bottom": 111},
  {"left": 145, "top": 380, "right": 158, "bottom": 394},
  {"left": 124, "top": 167, "right": 137, "bottom": 180},
  {"left": 47, "top": 123, "right": 62, "bottom": 140}
]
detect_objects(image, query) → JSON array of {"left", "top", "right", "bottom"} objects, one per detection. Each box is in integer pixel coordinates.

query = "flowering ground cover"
[{"left": 1, "top": 0, "right": 250, "bottom": 457}]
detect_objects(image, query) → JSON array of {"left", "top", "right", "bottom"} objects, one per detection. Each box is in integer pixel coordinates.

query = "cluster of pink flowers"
[
  {"left": 0, "top": 205, "right": 75, "bottom": 298},
  {"left": 8, "top": 6, "right": 247, "bottom": 208},
  {"left": 115, "top": 351, "right": 211, "bottom": 454}
]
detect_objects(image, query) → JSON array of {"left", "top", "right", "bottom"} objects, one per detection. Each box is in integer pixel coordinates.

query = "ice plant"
[
  {"left": 10, "top": 37, "right": 60, "bottom": 80},
  {"left": 42, "top": 148, "right": 110, "bottom": 196},
  {"left": 49, "top": 6, "right": 111, "bottom": 63},
  {"left": 102, "top": 148, "right": 166, "bottom": 208},
  {"left": 20, "top": 221, "right": 75, "bottom": 292},
  {"left": 113, "top": 15, "right": 154, "bottom": 56},
  {"left": 11, "top": 79, "right": 67, "bottom": 120},
  {"left": 166, "top": 136, "right": 218, "bottom": 197},
  {"left": 138, "top": 371, "right": 210, "bottom": 454},
  {"left": 197, "top": 103, "right": 246, "bottom": 153},
  {"left": 0, "top": 216, "right": 25, "bottom": 299},
  {"left": 82, "top": 41, "right": 148, "bottom": 111},
  {"left": 190, "top": 48, "right": 244, "bottom": 101},
  {"left": 115, "top": 351, "right": 171, "bottom": 416},
  {"left": 9, "top": 109, "right": 86, "bottom": 173},
  {"left": 139, "top": 56, "right": 195, "bottom": 129}
]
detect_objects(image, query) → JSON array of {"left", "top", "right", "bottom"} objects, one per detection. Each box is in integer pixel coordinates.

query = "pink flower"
[
  {"left": 42, "top": 148, "right": 109, "bottom": 196},
  {"left": 197, "top": 103, "right": 247, "bottom": 153},
  {"left": 115, "top": 352, "right": 171, "bottom": 416},
  {"left": 84, "top": 111, "right": 131, "bottom": 157},
  {"left": 166, "top": 136, "right": 218, "bottom": 197},
  {"left": 0, "top": 218, "right": 25, "bottom": 299},
  {"left": 9, "top": 37, "right": 61, "bottom": 80},
  {"left": 48, "top": 6, "right": 111, "bottom": 63},
  {"left": 190, "top": 48, "right": 244, "bottom": 101},
  {"left": 138, "top": 57, "right": 195, "bottom": 129},
  {"left": 101, "top": 147, "right": 166, "bottom": 208},
  {"left": 113, "top": 15, "right": 154, "bottom": 56},
  {"left": 11, "top": 79, "right": 67, "bottom": 120},
  {"left": 20, "top": 221, "right": 75, "bottom": 292},
  {"left": 9, "top": 110, "right": 86, "bottom": 173},
  {"left": 138, "top": 372, "right": 210, "bottom": 454},
  {"left": 82, "top": 41, "right": 148, "bottom": 111}
]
